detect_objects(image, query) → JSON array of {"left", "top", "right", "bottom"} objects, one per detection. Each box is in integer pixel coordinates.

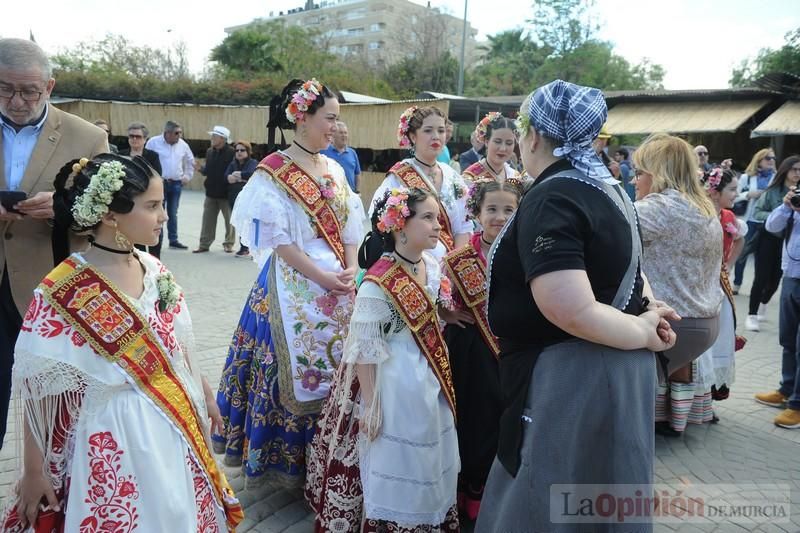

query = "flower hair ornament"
[
  {"left": 515, "top": 111, "right": 531, "bottom": 139},
  {"left": 71, "top": 159, "right": 126, "bottom": 227},
  {"left": 474, "top": 112, "right": 502, "bottom": 143},
  {"left": 703, "top": 168, "right": 723, "bottom": 190},
  {"left": 465, "top": 177, "right": 494, "bottom": 218},
  {"left": 286, "top": 78, "right": 324, "bottom": 124},
  {"left": 375, "top": 188, "right": 411, "bottom": 233},
  {"left": 397, "top": 105, "right": 418, "bottom": 148}
]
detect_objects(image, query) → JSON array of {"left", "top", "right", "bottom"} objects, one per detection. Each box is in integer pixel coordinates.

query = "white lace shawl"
[
  {"left": 230, "top": 153, "right": 366, "bottom": 268},
  {"left": 330, "top": 253, "right": 442, "bottom": 444},
  {"left": 8, "top": 252, "right": 207, "bottom": 494}
]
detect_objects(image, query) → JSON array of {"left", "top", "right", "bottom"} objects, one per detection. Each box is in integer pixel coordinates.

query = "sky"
[{"left": 2, "top": 0, "right": 798, "bottom": 91}]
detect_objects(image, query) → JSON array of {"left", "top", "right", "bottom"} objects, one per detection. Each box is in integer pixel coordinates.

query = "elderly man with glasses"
[
  {"left": 0, "top": 38, "right": 108, "bottom": 450},
  {"left": 695, "top": 145, "right": 712, "bottom": 172}
]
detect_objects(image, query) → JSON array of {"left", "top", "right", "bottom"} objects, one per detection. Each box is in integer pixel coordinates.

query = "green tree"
[
  {"left": 530, "top": 0, "right": 599, "bottom": 57},
  {"left": 533, "top": 41, "right": 664, "bottom": 90},
  {"left": 523, "top": 0, "right": 663, "bottom": 90},
  {"left": 468, "top": 29, "right": 550, "bottom": 95},
  {"left": 52, "top": 34, "right": 191, "bottom": 80},
  {"left": 210, "top": 21, "right": 342, "bottom": 80},
  {"left": 209, "top": 26, "right": 282, "bottom": 75},
  {"left": 384, "top": 52, "right": 460, "bottom": 98},
  {"left": 730, "top": 27, "right": 800, "bottom": 86}
]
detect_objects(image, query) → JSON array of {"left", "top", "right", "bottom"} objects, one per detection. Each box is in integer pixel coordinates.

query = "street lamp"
[{"left": 457, "top": 0, "right": 467, "bottom": 95}]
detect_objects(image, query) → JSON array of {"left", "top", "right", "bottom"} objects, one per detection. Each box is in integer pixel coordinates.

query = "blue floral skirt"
[{"left": 213, "top": 257, "right": 316, "bottom": 487}]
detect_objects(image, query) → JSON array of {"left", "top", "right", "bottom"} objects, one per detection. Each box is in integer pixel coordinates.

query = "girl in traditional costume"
[
  {"left": 306, "top": 187, "right": 460, "bottom": 532},
  {"left": 439, "top": 178, "right": 522, "bottom": 522},
  {"left": 699, "top": 168, "right": 747, "bottom": 407},
  {"left": 369, "top": 106, "right": 472, "bottom": 261},
  {"left": 213, "top": 79, "right": 365, "bottom": 487},
  {"left": 2, "top": 154, "right": 242, "bottom": 532},
  {"left": 461, "top": 113, "right": 521, "bottom": 184}
]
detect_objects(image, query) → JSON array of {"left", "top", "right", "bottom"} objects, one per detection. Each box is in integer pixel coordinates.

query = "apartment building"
[{"left": 226, "top": 0, "right": 480, "bottom": 68}]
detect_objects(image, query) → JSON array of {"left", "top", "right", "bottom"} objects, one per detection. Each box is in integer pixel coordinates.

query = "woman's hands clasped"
[
  {"left": 318, "top": 267, "right": 357, "bottom": 296},
  {"left": 638, "top": 299, "right": 680, "bottom": 352}
]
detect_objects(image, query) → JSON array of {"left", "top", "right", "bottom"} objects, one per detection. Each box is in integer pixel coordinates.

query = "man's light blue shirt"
[
  {"left": 1, "top": 105, "right": 49, "bottom": 190},
  {"left": 321, "top": 144, "right": 361, "bottom": 191},
  {"left": 766, "top": 203, "right": 800, "bottom": 279}
]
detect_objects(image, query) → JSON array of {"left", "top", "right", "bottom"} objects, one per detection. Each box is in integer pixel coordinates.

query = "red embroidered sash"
[
  {"left": 364, "top": 257, "right": 456, "bottom": 417},
  {"left": 443, "top": 243, "right": 501, "bottom": 359},
  {"left": 462, "top": 161, "right": 490, "bottom": 182},
  {"left": 261, "top": 152, "right": 347, "bottom": 268},
  {"left": 40, "top": 258, "right": 244, "bottom": 529},
  {"left": 388, "top": 161, "right": 455, "bottom": 251}
]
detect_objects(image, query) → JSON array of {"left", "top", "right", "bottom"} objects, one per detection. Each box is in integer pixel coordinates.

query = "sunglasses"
[
  {"left": 128, "top": 134, "right": 144, "bottom": 139},
  {"left": 764, "top": 156, "right": 776, "bottom": 161},
  {"left": 235, "top": 148, "right": 248, "bottom": 153}
]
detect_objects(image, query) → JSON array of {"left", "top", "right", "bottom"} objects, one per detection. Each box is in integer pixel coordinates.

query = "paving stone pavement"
[{"left": 1, "top": 190, "right": 799, "bottom": 532}]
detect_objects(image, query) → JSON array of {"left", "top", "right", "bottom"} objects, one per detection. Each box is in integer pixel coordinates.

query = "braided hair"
[
  {"left": 466, "top": 179, "right": 523, "bottom": 219},
  {"left": 51, "top": 153, "right": 157, "bottom": 262}
]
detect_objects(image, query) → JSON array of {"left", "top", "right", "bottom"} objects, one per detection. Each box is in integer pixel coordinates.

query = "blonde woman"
[
  {"left": 733, "top": 148, "right": 777, "bottom": 292},
  {"left": 634, "top": 133, "right": 723, "bottom": 436}
]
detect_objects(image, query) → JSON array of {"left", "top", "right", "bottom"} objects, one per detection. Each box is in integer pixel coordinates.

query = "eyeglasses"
[
  {"left": 235, "top": 148, "right": 248, "bottom": 153},
  {"left": 0, "top": 85, "right": 44, "bottom": 102},
  {"left": 633, "top": 168, "right": 647, "bottom": 177},
  {"left": 170, "top": 130, "right": 183, "bottom": 136},
  {"left": 696, "top": 151, "right": 708, "bottom": 156},
  {"left": 764, "top": 156, "right": 776, "bottom": 161},
  {"left": 128, "top": 134, "right": 144, "bottom": 139}
]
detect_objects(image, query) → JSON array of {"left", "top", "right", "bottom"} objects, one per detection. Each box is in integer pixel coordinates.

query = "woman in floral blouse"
[{"left": 633, "top": 133, "right": 723, "bottom": 436}]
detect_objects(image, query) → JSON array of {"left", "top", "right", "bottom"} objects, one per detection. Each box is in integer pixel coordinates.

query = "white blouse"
[{"left": 231, "top": 153, "right": 366, "bottom": 268}]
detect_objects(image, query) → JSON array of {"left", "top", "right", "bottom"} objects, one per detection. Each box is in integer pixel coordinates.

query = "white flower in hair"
[{"left": 71, "top": 160, "right": 126, "bottom": 227}]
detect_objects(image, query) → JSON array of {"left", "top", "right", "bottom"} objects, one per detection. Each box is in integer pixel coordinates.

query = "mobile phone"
[{"left": 0, "top": 190, "right": 28, "bottom": 214}]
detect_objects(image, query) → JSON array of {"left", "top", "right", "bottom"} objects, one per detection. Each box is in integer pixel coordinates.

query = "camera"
[{"left": 791, "top": 186, "right": 800, "bottom": 208}]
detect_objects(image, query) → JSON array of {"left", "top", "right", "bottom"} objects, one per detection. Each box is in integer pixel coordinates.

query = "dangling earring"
[
  {"left": 399, "top": 231, "right": 408, "bottom": 245},
  {"left": 113, "top": 222, "right": 133, "bottom": 250}
]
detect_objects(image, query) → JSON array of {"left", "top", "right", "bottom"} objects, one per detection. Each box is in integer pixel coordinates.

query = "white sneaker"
[
  {"left": 733, "top": 284, "right": 741, "bottom": 295},
  {"left": 758, "top": 303, "right": 767, "bottom": 321},
  {"left": 745, "top": 315, "right": 760, "bottom": 332}
]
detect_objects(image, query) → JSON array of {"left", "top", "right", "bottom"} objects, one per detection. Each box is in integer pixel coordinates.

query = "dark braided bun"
[{"left": 53, "top": 153, "right": 157, "bottom": 232}]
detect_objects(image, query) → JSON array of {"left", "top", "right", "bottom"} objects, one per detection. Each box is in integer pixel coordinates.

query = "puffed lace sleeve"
[
  {"left": 231, "top": 167, "right": 309, "bottom": 267},
  {"left": 342, "top": 280, "right": 395, "bottom": 365},
  {"left": 735, "top": 217, "right": 748, "bottom": 240}
]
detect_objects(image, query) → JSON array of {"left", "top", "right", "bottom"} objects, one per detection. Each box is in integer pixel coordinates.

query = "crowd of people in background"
[{"left": 3, "top": 35, "right": 800, "bottom": 532}]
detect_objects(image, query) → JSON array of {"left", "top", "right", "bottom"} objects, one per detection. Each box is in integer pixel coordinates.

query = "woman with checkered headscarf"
[{"left": 476, "top": 80, "right": 679, "bottom": 532}]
